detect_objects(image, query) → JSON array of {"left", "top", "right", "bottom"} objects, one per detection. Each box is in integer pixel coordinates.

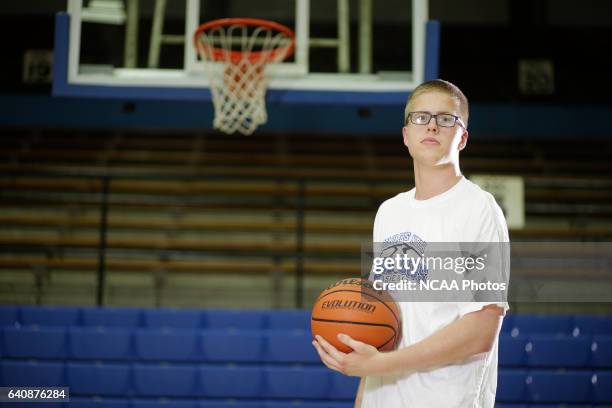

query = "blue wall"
[{"left": 1, "top": 93, "right": 611, "bottom": 139}]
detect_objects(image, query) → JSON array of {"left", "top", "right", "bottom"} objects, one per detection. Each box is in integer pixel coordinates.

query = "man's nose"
[{"left": 426, "top": 116, "right": 439, "bottom": 132}]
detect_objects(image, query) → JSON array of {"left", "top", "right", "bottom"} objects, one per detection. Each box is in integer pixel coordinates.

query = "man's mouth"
[{"left": 421, "top": 137, "right": 440, "bottom": 145}]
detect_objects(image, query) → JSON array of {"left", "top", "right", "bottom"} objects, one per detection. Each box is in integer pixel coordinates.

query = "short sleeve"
[
  {"left": 469, "top": 193, "right": 510, "bottom": 244},
  {"left": 372, "top": 202, "right": 386, "bottom": 243},
  {"left": 459, "top": 193, "right": 511, "bottom": 316}
]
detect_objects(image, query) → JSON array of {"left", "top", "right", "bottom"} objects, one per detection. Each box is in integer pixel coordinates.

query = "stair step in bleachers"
[
  {"left": 68, "top": 362, "right": 132, "bottom": 397},
  {"left": 68, "top": 400, "right": 355, "bottom": 408},
  {"left": 5, "top": 305, "right": 612, "bottom": 334},
  {"left": 0, "top": 304, "right": 18, "bottom": 326},
  {"left": 499, "top": 334, "right": 529, "bottom": 367},
  {"left": 509, "top": 314, "right": 575, "bottom": 336},
  {"left": 69, "top": 328, "right": 133, "bottom": 360},
  {"left": 5, "top": 326, "right": 611, "bottom": 367},
  {"left": 82, "top": 307, "right": 143, "bottom": 328},
  {"left": 1, "top": 361, "right": 359, "bottom": 400},
  {"left": 574, "top": 315, "right": 612, "bottom": 336},
  {"left": 3, "top": 326, "right": 68, "bottom": 359},
  {"left": 593, "top": 337, "right": 612, "bottom": 367},
  {"left": 2, "top": 306, "right": 612, "bottom": 370},
  {"left": 2, "top": 129, "right": 612, "bottom": 306},
  {"left": 2, "top": 359, "right": 612, "bottom": 405},
  {"left": 1, "top": 305, "right": 612, "bottom": 406},
  {"left": 525, "top": 335, "right": 593, "bottom": 367},
  {"left": 528, "top": 370, "right": 593, "bottom": 403}
]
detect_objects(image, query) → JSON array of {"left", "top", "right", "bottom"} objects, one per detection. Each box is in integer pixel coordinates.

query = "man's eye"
[
  {"left": 414, "top": 114, "right": 429, "bottom": 123},
  {"left": 439, "top": 115, "right": 455, "bottom": 125}
]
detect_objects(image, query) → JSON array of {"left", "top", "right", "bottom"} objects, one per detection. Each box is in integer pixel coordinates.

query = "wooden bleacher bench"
[
  {"left": 3, "top": 173, "right": 612, "bottom": 205},
  {"left": 1, "top": 250, "right": 608, "bottom": 280},
  {"left": 2, "top": 209, "right": 611, "bottom": 238},
  {"left": 0, "top": 254, "right": 360, "bottom": 276},
  {"left": 2, "top": 129, "right": 612, "bottom": 306},
  {"left": 0, "top": 213, "right": 374, "bottom": 234},
  {"left": 0, "top": 233, "right": 364, "bottom": 255}
]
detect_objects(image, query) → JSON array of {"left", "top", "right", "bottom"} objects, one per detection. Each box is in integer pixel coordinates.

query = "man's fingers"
[
  {"left": 337, "top": 333, "right": 368, "bottom": 352},
  {"left": 312, "top": 340, "right": 342, "bottom": 372},
  {"left": 315, "top": 335, "right": 348, "bottom": 360}
]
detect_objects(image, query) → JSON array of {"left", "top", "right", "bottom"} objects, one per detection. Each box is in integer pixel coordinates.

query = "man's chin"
[
  {"left": 413, "top": 160, "right": 459, "bottom": 171},
  {"left": 412, "top": 154, "right": 451, "bottom": 167}
]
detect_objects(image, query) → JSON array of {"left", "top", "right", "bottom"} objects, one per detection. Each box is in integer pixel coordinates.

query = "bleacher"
[
  {"left": 1, "top": 305, "right": 612, "bottom": 407},
  {"left": 1, "top": 130, "right": 611, "bottom": 404},
  {"left": 1, "top": 130, "right": 611, "bottom": 307}
]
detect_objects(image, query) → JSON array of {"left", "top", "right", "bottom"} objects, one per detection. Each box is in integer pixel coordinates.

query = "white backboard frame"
[{"left": 61, "top": 0, "right": 431, "bottom": 94}]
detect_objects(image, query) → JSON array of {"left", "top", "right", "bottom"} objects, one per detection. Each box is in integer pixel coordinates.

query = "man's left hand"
[{"left": 312, "top": 333, "right": 390, "bottom": 377}]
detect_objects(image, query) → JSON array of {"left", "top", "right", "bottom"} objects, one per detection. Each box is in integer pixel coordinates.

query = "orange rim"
[{"left": 194, "top": 18, "right": 296, "bottom": 64}]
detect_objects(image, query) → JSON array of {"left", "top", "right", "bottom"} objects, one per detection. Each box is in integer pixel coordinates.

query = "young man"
[{"left": 312, "top": 79, "right": 509, "bottom": 408}]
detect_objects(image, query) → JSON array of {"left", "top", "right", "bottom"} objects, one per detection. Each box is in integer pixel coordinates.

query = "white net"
[{"left": 195, "top": 22, "right": 294, "bottom": 135}]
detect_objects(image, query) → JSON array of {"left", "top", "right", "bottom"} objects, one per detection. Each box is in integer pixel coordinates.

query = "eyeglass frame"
[{"left": 405, "top": 111, "right": 466, "bottom": 129}]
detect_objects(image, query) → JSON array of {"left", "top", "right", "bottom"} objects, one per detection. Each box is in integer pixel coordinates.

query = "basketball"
[{"left": 311, "top": 278, "right": 401, "bottom": 353}]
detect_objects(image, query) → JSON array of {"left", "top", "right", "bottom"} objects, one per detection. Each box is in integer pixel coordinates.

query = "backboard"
[{"left": 53, "top": 0, "right": 439, "bottom": 106}]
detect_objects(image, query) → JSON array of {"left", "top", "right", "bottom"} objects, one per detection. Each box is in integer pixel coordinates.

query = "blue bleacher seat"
[
  {"left": 201, "top": 330, "right": 264, "bottom": 362},
  {"left": 135, "top": 329, "right": 200, "bottom": 362},
  {"left": 0, "top": 401, "right": 65, "bottom": 408},
  {"left": 265, "top": 402, "right": 352, "bottom": 408},
  {"left": 200, "top": 400, "right": 263, "bottom": 408},
  {"left": 83, "top": 307, "right": 142, "bottom": 328},
  {"left": 593, "top": 371, "right": 612, "bottom": 403},
  {"left": 526, "top": 335, "right": 592, "bottom": 367},
  {"left": 9, "top": 308, "right": 611, "bottom": 406},
  {"left": 204, "top": 310, "right": 266, "bottom": 330},
  {"left": 0, "top": 360, "right": 65, "bottom": 386},
  {"left": 133, "top": 363, "right": 199, "bottom": 397},
  {"left": 67, "top": 362, "right": 131, "bottom": 397},
  {"left": 573, "top": 315, "right": 612, "bottom": 336},
  {"left": 593, "top": 335, "right": 612, "bottom": 368},
  {"left": 69, "top": 397, "right": 131, "bottom": 408},
  {"left": 265, "top": 330, "right": 319, "bottom": 363},
  {"left": 132, "top": 398, "right": 199, "bottom": 408},
  {"left": 3, "top": 326, "right": 67, "bottom": 359},
  {"left": 313, "top": 403, "right": 353, "bottom": 408},
  {"left": 265, "top": 366, "right": 330, "bottom": 399},
  {"left": 498, "top": 334, "right": 527, "bottom": 367},
  {"left": 529, "top": 406, "right": 592, "bottom": 408},
  {"left": 200, "top": 365, "right": 264, "bottom": 398},
  {"left": 497, "top": 369, "right": 528, "bottom": 402},
  {"left": 267, "top": 310, "right": 311, "bottom": 331},
  {"left": 143, "top": 309, "right": 203, "bottom": 329},
  {"left": 494, "top": 405, "right": 527, "bottom": 408},
  {"left": 529, "top": 405, "right": 591, "bottom": 408},
  {"left": 328, "top": 371, "right": 360, "bottom": 400},
  {"left": 511, "top": 315, "right": 573, "bottom": 336},
  {"left": 527, "top": 370, "right": 592, "bottom": 403},
  {"left": 69, "top": 327, "right": 132, "bottom": 360},
  {"left": 0, "top": 305, "right": 19, "bottom": 327},
  {"left": 500, "top": 314, "right": 514, "bottom": 334},
  {"left": 20, "top": 305, "right": 81, "bottom": 327}
]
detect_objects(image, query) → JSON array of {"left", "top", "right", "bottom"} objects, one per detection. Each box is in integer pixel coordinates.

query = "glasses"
[{"left": 405, "top": 111, "right": 465, "bottom": 129}]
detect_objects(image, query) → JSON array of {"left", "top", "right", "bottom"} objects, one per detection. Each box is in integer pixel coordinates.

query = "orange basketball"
[{"left": 311, "top": 278, "right": 402, "bottom": 353}]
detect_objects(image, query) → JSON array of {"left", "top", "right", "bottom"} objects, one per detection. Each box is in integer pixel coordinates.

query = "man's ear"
[
  {"left": 402, "top": 126, "right": 410, "bottom": 147},
  {"left": 458, "top": 129, "right": 469, "bottom": 151}
]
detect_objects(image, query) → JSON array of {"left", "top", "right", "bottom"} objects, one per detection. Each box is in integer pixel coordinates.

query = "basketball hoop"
[{"left": 194, "top": 18, "right": 295, "bottom": 135}]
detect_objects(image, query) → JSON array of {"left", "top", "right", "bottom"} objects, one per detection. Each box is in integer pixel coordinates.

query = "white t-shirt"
[{"left": 362, "top": 176, "right": 510, "bottom": 408}]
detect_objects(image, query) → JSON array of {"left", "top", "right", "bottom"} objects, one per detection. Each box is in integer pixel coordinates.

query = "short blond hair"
[{"left": 404, "top": 79, "right": 469, "bottom": 127}]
